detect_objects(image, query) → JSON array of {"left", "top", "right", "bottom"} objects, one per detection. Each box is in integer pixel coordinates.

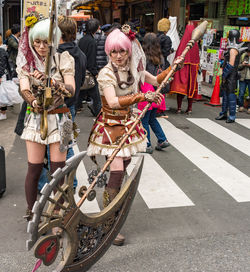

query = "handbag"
[{"left": 81, "top": 70, "right": 96, "bottom": 90}]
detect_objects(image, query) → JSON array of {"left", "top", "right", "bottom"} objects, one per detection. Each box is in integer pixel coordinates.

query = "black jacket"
[
  {"left": 157, "top": 32, "right": 172, "bottom": 68},
  {"left": 57, "top": 42, "right": 87, "bottom": 107},
  {"left": 0, "top": 48, "right": 9, "bottom": 78},
  {"left": 94, "top": 32, "right": 108, "bottom": 71},
  {"left": 78, "top": 33, "right": 98, "bottom": 76}
]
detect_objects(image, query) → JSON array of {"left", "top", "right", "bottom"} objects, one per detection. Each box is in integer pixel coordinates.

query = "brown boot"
[
  {"left": 23, "top": 208, "right": 33, "bottom": 221},
  {"left": 103, "top": 187, "right": 125, "bottom": 246}
]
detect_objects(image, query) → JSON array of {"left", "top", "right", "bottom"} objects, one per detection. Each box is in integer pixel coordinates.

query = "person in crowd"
[
  {"left": 37, "top": 15, "right": 87, "bottom": 192},
  {"left": 0, "top": 34, "right": 10, "bottom": 120},
  {"left": 3, "top": 29, "right": 11, "bottom": 45},
  {"left": 16, "top": 15, "right": 75, "bottom": 221},
  {"left": 157, "top": 18, "right": 172, "bottom": 68},
  {"left": 87, "top": 27, "right": 183, "bottom": 245},
  {"left": 238, "top": 43, "right": 250, "bottom": 114},
  {"left": 139, "top": 32, "right": 170, "bottom": 154},
  {"left": 7, "top": 24, "right": 20, "bottom": 77},
  {"left": 94, "top": 25, "right": 108, "bottom": 71},
  {"left": 136, "top": 28, "right": 146, "bottom": 45},
  {"left": 78, "top": 18, "right": 102, "bottom": 116},
  {"left": 170, "top": 23, "right": 199, "bottom": 114},
  {"left": 215, "top": 29, "right": 242, "bottom": 123}
]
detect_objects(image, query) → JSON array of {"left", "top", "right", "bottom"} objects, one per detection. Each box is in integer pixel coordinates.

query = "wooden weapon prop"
[
  {"left": 27, "top": 21, "right": 208, "bottom": 272},
  {"left": 40, "top": 0, "right": 56, "bottom": 140}
]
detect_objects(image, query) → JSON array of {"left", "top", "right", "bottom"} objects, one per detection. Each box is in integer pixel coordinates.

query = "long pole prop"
[{"left": 77, "top": 21, "right": 208, "bottom": 208}]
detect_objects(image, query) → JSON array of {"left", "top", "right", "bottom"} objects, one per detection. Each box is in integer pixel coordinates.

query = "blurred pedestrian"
[
  {"left": 3, "top": 29, "right": 11, "bottom": 45},
  {"left": 238, "top": 43, "right": 250, "bottom": 114},
  {"left": 139, "top": 32, "right": 170, "bottom": 153},
  {"left": 7, "top": 24, "right": 20, "bottom": 78},
  {"left": 94, "top": 26, "right": 108, "bottom": 71},
  {"left": 170, "top": 23, "right": 199, "bottom": 114},
  {"left": 215, "top": 30, "right": 242, "bottom": 123},
  {"left": 78, "top": 18, "right": 102, "bottom": 116},
  {"left": 157, "top": 18, "right": 172, "bottom": 68},
  {"left": 136, "top": 28, "right": 146, "bottom": 45},
  {"left": 0, "top": 34, "right": 10, "bottom": 120}
]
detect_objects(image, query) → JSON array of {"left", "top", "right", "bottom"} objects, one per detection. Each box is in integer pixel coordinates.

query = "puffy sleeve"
[
  {"left": 59, "top": 51, "right": 75, "bottom": 77},
  {"left": 16, "top": 66, "right": 30, "bottom": 80},
  {"left": 97, "top": 66, "right": 117, "bottom": 92}
]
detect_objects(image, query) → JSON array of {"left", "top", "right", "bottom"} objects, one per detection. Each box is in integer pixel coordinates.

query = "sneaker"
[
  {"left": 247, "top": 108, "right": 250, "bottom": 114},
  {"left": 155, "top": 140, "right": 170, "bottom": 150},
  {"left": 238, "top": 107, "right": 244, "bottom": 112},
  {"left": 145, "top": 146, "right": 153, "bottom": 154},
  {"left": 0, "top": 113, "right": 7, "bottom": 120}
]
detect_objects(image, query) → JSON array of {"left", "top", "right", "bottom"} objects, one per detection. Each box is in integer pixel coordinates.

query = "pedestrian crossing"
[
  {"left": 74, "top": 118, "right": 250, "bottom": 212},
  {"left": 235, "top": 118, "right": 250, "bottom": 129}
]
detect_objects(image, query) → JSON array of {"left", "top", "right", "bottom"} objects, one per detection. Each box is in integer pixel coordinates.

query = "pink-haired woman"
[{"left": 87, "top": 28, "right": 179, "bottom": 245}]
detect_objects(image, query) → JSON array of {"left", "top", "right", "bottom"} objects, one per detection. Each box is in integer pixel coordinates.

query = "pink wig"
[{"left": 105, "top": 29, "right": 132, "bottom": 56}]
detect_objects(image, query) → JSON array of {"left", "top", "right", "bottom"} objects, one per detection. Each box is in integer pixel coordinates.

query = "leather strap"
[
  {"left": 111, "top": 62, "right": 134, "bottom": 89},
  {"left": 48, "top": 107, "right": 70, "bottom": 114},
  {"left": 21, "top": 89, "right": 36, "bottom": 106}
]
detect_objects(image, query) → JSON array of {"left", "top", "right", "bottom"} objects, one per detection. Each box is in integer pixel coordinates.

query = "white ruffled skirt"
[
  {"left": 87, "top": 113, "right": 147, "bottom": 157},
  {"left": 21, "top": 112, "right": 68, "bottom": 145}
]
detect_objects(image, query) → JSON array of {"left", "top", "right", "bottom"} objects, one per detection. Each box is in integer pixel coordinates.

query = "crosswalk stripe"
[
  {"left": 159, "top": 119, "right": 250, "bottom": 202},
  {"left": 188, "top": 118, "right": 250, "bottom": 157},
  {"left": 235, "top": 119, "right": 250, "bottom": 129},
  {"left": 73, "top": 145, "right": 100, "bottom": 213},
  {"left": 127, "top": 154, "right": 194, "bottom": 209}
]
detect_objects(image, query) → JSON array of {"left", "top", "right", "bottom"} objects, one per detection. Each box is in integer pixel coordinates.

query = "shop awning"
[{"left": 69, "top": 13, "right": 91, "bottom": 21}]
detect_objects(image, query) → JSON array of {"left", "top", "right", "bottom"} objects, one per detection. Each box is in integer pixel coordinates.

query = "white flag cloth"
[{"left": 167, "top": 17, "right": 180, "bottom": 66}]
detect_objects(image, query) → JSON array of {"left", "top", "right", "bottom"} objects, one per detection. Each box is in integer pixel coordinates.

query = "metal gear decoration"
[
  {"left": 88, "top": 170, "right": 107, "bottom": 188},
  {"left": 27, "top": 153, "right": 144, "bottom": 272}
]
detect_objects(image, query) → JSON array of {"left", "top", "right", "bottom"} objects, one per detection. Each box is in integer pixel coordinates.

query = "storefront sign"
[
  {"left": 201, "top": 47, "right": 219, "bottom": 74},
  {"left": 227, "top": 0, "right": 250, "bottom": 15},
  {"left": 23, "top": 0, "right": 50, "bottom": 19},
  {"left": 240, "top": 27, "right": 250, "bottom": 42}
]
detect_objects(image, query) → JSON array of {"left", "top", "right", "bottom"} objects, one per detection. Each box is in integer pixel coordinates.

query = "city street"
[{"left": 0, "top": 96, "right": 250, "bottom": 272}]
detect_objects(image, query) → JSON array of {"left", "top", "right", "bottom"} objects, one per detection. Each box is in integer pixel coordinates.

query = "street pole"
[{"left": 0, "top": 0, "right": 3, "bottom": 35}]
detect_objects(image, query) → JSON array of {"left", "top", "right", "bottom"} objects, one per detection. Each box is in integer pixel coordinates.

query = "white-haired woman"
[{"left": 17, "top": 13, "right": 75, "bottom": 220}]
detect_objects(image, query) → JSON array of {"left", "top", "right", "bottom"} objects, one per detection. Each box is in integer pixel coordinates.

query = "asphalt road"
[{"left": 0, "top": 96, "right": 250, "bottom": 272}]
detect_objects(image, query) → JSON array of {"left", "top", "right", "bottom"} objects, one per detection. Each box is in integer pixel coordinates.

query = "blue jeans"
[
  {"left": 141, "top": 108, "right": 167, "bottom": 147},
  {"left": 38, "top": 105, "right": 78, "bottom": 192},
  {"left": 238, "top": 80, "right": 250, "bottom": 108},
  {"left": 220, "top": 91, "right": 237, "bottom": 121}
]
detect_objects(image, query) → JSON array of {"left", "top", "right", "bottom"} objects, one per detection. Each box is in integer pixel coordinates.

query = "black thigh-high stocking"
[{"left": 25, "top": 162, "right": 44, "bottom": 210}]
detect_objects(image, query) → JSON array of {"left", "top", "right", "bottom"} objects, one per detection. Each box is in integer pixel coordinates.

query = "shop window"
[{"left": 189, "top": 4, "right": 205, "bottom": 20}]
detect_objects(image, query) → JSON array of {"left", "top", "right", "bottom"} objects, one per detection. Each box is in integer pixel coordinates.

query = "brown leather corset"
[{"left": 101, "top": 96, "right": 131, "bottom": 120}]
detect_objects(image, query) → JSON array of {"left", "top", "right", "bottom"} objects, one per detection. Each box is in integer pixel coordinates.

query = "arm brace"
[
  {"left": 53, "top": 80, "right": 74, "bottom": 98},
  {"left": 20, "top": 89, "right": 36, "bottom": 106},
  {"left": 118, "top": 93, "right": 145, "bottom": 108},
  {"left": 222, "top": 63, "right": 234, "bottom": 79},
  {"left": 156, "top": 67, "right": 171, "bottom": 84}
]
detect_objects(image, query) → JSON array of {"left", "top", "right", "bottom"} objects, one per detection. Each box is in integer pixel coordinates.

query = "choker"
[{"left": 111, "top": 62, "right": 134, "bottom": 90}]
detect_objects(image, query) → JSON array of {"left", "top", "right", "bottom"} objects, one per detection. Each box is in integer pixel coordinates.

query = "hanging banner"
[
  {"left": 23, "top": 0, "right": 50, "bottom": 20},
  {"left": 240, "top": 27, "right": 250, "bottom": 42}
]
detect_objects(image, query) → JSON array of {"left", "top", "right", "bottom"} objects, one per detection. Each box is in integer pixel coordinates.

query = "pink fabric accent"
[
  {"left": 32, "top": 259, "right": 42, "bottom": 272},
  {"left": 138, "top": 82, "right": 166, "bottom": 111},
  {"left": 18, "top": 27, "right": 37, "bottom": 72}
]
